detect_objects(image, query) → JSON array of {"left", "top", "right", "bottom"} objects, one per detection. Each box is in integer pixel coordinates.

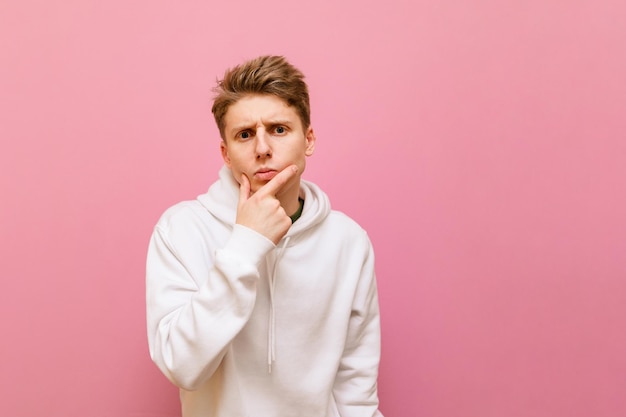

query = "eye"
[
  {"left": 237, "top": 130, "right": 252, "bottom": 140},
  {"left": 274, "top": 126, "right": 287, "bottom": 134}
]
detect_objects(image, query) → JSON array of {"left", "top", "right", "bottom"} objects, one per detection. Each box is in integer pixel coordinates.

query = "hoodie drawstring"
[{"left": 268, "top": 236, "right": 290, "bottom": 373}]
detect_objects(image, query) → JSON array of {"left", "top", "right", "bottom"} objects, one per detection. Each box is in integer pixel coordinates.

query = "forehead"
[{"left": 224, "top": 94, "right": 301, "bottom": 132}]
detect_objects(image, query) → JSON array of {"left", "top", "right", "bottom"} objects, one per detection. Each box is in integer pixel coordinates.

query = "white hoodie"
[{"left": 146, "top": 166, "right": 383, "bottom": 417}]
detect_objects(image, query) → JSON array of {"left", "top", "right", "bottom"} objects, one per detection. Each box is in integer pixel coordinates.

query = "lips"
[{"left": 254, "top": 168, "right": 278, "bottom": 181}]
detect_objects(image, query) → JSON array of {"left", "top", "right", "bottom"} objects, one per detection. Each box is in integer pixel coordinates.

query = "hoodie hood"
[{"left": 197, "top": 165, "right": 331, "bottom": 242}]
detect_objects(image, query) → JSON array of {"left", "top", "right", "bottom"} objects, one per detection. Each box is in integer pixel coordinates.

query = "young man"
[{"left": 146, "top": 55, "right": 384, "bottom": 417}]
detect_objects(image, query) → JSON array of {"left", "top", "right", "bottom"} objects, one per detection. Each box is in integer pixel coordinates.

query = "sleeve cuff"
[{"left": 219, "top": 224, "right": 275, "bottom": 267}]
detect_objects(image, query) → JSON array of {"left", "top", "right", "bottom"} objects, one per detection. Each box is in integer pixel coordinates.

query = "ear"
[
  {"left": 220, "top": 140, "right": 231, "bottom": 167},
  {"left": 304, "top": 126, "right": 316, "bottom": 156}
]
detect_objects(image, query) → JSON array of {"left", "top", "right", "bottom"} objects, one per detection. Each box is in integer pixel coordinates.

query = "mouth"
[{"left": 254, "top": 168, "right": 278, "bottom": 181}]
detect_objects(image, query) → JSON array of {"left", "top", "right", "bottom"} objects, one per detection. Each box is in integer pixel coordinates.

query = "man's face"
[{"left": 220, "top": 94, "right": 316, "bottom": 195}]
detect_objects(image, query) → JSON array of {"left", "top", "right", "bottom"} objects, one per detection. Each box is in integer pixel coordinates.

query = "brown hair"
[{"left": 211, "top": 55, "right": 311, "bottom": 139}]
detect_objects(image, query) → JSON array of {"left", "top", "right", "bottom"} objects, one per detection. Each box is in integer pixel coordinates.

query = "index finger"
[{"left": 257, "top": 165, "right": 298, "bottom": 196}]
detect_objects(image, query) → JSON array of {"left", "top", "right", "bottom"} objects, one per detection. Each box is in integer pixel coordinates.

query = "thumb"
[{"left": 238, "top": 173, "right": 251, "bottom": 205}]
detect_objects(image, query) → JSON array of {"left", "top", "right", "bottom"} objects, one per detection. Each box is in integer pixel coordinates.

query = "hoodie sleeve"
[
  {"left": 146, "top": 219, "right": 274, "bottom": 391},
  {"left": 333, "top": 237, "right": 385, "bottom": 417}
]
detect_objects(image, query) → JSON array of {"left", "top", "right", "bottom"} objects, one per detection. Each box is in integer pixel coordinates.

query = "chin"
[{"left": 249, "top": 181, "right": 266, "bottom": 193}]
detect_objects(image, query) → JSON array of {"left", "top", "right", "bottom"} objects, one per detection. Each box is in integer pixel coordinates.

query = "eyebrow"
[{"left": 228, "top": 119, "right": 293, "bottom": 136}]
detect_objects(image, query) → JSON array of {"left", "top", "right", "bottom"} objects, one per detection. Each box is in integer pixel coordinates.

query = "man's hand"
[{"left": 236, "top": 165, "right": 298, "bottom": 245}]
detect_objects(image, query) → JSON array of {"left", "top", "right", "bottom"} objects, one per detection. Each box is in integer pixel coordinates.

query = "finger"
[
  {"left": 259, "top": 165, "right": 298, "bottom": 197},
  {"left": 238, "top": 173, "right": 251, "bottom": 204}
]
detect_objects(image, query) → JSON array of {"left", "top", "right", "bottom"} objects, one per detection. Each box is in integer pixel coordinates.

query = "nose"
[{"left": 255, "top": 129, "right": 272, "bottom": 159}]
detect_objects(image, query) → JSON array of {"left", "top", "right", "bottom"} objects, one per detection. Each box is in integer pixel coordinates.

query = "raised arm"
[
  {"left": 146, "top": 165, "right": 299, "bottom": 390},
  {"left": 146, "top": 221, "right": 273, "bottom": 390}
]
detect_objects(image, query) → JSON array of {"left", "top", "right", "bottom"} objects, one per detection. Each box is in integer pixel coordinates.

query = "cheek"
[{"left": 223, "top": 151, "right": 241, "bottom": 169}]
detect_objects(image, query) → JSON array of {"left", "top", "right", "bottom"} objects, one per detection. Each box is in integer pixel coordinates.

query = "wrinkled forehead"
[{"left": 223, "top": 94, "right": 303, "bottom": 136}]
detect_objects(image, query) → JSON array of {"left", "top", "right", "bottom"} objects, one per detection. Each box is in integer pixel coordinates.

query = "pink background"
[{"left": 1, "top": 1, "right": 625, "bottom": 416}]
